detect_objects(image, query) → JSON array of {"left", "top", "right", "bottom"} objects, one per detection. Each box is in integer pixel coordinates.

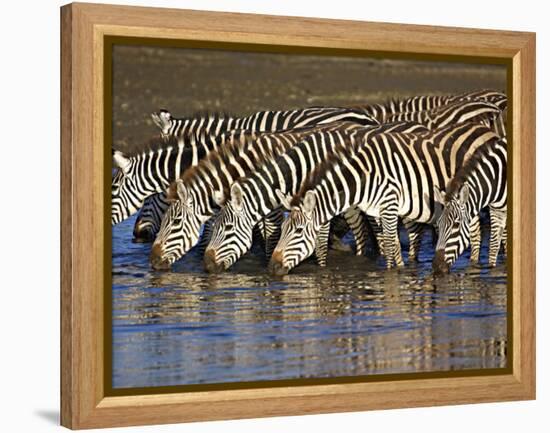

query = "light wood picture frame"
[{"left": 61, "top": 2, "right": 535, "bottom": 429}]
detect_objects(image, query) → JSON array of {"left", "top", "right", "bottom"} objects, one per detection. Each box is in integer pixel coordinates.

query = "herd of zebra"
[{"left": 111, "top": 89, "right": 508, "bottom": 276}]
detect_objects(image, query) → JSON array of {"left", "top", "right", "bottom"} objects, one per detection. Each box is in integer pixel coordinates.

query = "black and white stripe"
[
  {"left": 149, "top": 126, "right": 323, "bottom": 270},
  {"left": 432, "top": 140, "right": 507, "bottom": 274},
  {"left": 268, "top": 122, "right": 501, "bottom": 274},
  {"left": 113, "top": 108, "right": 378, "bottom": 227},
  {"left": 358, "top": 89, "right": 506, "bottom": 123},
  {"left": 204, "top": 121, "right": 429, "bottom": 273}
]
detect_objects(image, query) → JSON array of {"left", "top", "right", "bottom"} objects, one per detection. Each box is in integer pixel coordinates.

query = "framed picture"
[{"left": 60, "top": 2, "right": 536, "bottom": 429}]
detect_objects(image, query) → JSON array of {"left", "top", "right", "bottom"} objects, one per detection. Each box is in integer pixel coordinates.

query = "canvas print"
[{"left": 110, "top": 44, "right": 508, "bottom": 390}]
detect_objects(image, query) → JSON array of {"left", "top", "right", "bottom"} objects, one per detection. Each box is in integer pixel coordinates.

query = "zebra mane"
[
  {"left": 173, "top": 111, "right": 251, "bottom": 144},
  {"left": 289, "top": 140, "right": 354, "bottom": 207},
  {"left": 172, "top": 130, "right": 279, "bottom": 197},
  {"left": 444, "top": 138, "right": 506, "bottom": 201},
  {"left": 169, "top": 110, "right": 237, "bottom": 123}
]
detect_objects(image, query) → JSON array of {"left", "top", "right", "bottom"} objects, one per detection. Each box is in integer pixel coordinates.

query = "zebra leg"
[
  {"left": 315, "top": 222, "right": 331, "bottom": 267},
  {"left": 380, "top": 208, "right": 403, "bottom": 269},
  {"left": 262, "top": 209, "right": 284, "bottom": 259},
  {"left": 343, "top": 207, "right": 367, "bottom": 255},
  {"left": 488, "top": 207, "right": 507, "bottom": 266},
  {"left": 469, "top": 214, "right": 481, "bottom": 263},
  {"left": 367, "top": 215, "right": 383, "bottom": 257},
  {"left": 404, "top": 222, "right": 423, "bottom": 262}
]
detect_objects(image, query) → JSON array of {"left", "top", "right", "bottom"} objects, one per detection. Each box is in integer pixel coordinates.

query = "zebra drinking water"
[
  {"left": 148, "top": 125, "right": 340, "bottom": 270},
  {"left": 432, "top": 140, "right": 507, "bottom": 274}
]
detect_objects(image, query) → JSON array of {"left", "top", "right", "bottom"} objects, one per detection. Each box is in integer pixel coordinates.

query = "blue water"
[{"left": 112, "top": 215, "right": 507, "bottom": 389}]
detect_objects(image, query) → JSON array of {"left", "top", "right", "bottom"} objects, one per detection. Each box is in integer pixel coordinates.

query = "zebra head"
[
  {"left": 132, "top": 193, "right": 170, "bottom": 243},
  {"left": 268, "top": 190, "right": 320, "bottom": 276},
  {"left": 149, "top": 180, "right": 208, "bottom": 270},
  {"left": 204, "top": 183, "right": 255, "bottom": 273},
  {"left": 151, "top": 109, "right": 173, "bottom": 139},
  {"left": 432, "top": 184, "right": 471, "bottom": 275},
  {"left": 111, "top": 150, "right": 141, "bottom": 225}
]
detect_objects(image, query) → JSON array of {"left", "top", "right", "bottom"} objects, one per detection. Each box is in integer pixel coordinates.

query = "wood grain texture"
[
  {"left": 60, "top": 4, "right": 73, "bottom": 429},
  {"left": 60, "top": 2, "right": 536, "bottom": 429}
]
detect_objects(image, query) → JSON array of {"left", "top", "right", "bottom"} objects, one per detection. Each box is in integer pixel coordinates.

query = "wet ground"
[{"left": 111, "top": 46, "right": 507, "bottom": 389}]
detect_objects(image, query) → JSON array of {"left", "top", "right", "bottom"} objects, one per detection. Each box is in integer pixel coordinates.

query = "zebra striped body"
[
  {"left": 268, "top": 122, "right": 501, "bottom": 274},
  {"left": 432, "top": 140, "right": 507, "bottom": 274},
  {"left": 385, "top": 100, "right": 501, "bottom": 130},
  {"left": 358, "top": 89, "right": 506, "bottom": 123},
  {"left": 204, "top": 121, "right": 429, "bottom": 273},
  {"left": 113, "top": 108, "right": 378, "bottom": 227}
]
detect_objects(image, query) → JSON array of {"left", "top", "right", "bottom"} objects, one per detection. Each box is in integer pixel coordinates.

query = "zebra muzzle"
[
  {"left": 204, "top": 249, "right": 226, "bottom": 274},
  {"left": 150, "top": 243, "right": 172, "bottom": 271},
  {"left": 268, "top": 251, "right": 290, "bottom": 276}
]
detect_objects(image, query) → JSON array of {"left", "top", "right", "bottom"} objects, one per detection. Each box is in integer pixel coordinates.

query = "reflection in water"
[{"left": 112, "top": 215, "right": 507, "bottom": 388}]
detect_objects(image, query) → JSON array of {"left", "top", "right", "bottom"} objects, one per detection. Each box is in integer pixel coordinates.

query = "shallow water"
[{"left": 112, "top": 215, "right": 507, "bottom": 389}]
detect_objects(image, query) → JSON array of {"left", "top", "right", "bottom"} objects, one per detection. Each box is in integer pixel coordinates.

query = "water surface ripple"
[{"left": 112, "top": 215, "right": 507, "bottom": 388}]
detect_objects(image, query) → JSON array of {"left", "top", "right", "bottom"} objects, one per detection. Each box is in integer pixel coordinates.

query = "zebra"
[
  {"left": 432, "top": 140, "right": 507, "bottom": 274},
  {"left": 267, "top": 122, "right": 501, "bottom": 275},
  {"left": 203, "top": 121, "right": 430, "bottom": 273},
  {"left": 148, "top": 124, "right": 343, "bottom": 270},
  {"left": 113, "top": 108, "right": 378, "bottom": 228}
]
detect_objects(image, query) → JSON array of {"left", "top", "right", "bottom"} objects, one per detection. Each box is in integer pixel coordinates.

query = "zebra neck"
[
  {"left": 239, "top": 178, "right": 272, "bottom": 222},
  {"left": 465, "top": 176, "right": 502, "bottom": 219},
  {"left": 187, "top": 170, "right": 225, "bottom": 215},
  {"left": 314, "top": 186, "right": 352, "bottom": 230}
]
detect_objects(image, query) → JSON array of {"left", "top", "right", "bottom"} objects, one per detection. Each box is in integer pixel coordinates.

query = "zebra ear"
[
  {"left": 303, "top": 191, "right": 317, "bottom": 217},
  {"left": 212, "top": 190, "right": 225, "bottom": 207},
  {"left": 459, "top": 184, "right": 470, "bottom": 204},
  {"left": 176, "top": 179, "right": 188, "bottom": 202},
  {"left": 275, "top": 189, "right": 292, "bottom": 210},
  {"left": 151, "top": 109, "right": 172, "bottom": 134},
  {"left": 230, "top": 183, "right": 244, "bottom": 211},
  {"left": 433, "top": 187, "right": 446, "bottom": 205},
  {"left": 113, "top": 150, "right": 131, "bottom": 175}
]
